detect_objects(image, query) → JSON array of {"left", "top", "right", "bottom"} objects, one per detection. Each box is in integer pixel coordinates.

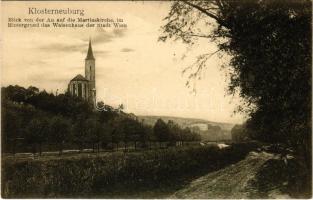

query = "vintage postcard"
[{"left": 1, "top": 0, "right": 311, "bottom": 199}]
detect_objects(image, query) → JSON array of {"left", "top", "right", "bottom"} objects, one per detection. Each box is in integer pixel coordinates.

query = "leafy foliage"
[
  {"left": 154, "top": 119, "right": 170, "bottom": 142},
  {"left": 2, "top": 143, "right": 259, "bottom": 198},
  {"left": 231, "top": 124, "right": 249, "bottom": 142},
  {"left": 2, "top": 85, "right": 201, "bottom": 154},
  {"left": 160, "top": 0, "right": 311, "bottom": 168}
]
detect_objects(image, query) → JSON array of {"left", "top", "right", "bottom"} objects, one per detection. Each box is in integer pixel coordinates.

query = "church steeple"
[
  {"left": 86, "top": 38, "right": 95, "bottom": 60},
  {"left": 85, "top": 37, "right": 96, "bottom": 108}
]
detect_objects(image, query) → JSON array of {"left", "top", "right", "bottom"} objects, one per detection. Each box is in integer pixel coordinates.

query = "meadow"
[{"left": 2, "top": 142, "right": 259, "bottom": 198}]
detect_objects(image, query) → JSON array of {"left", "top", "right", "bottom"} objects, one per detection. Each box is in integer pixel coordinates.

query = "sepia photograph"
[{"left": 1, "top": 0, "right": 312, "bottom": 199}]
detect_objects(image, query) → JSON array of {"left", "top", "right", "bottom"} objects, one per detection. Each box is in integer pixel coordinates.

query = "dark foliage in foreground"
[
  {"left": 2, "top": 143, "right": 259, "bottom": 198},
  {"left": 249, "top": 156, "right": 310, "bottom": 199},
  {"left": 160, "top": 0, "right": 311, "bottom": 196}
]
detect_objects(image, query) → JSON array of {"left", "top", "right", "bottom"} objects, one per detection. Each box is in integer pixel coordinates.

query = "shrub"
[{"left": 2, "top": 143, "right": 258, "bottom": 198}]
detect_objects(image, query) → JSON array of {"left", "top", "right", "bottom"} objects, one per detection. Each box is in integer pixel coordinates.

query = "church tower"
[{"left": 85, "top": 38, "right": 96, "bottom": 107}]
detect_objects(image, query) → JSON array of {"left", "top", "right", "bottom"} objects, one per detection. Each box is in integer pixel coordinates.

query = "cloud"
[
  {"left": 94, "top": 50, "right": 110, "bottom": 56},
  {"left": 38, "top": 43, "right": 86, "bottom": 53},
  {"left": 82, "top": 27, "right": 128, "bottom": 44},
  {"left": 113, "top": 29, "right": 126, "bottom": 37},
  {"left": 37, "top": 28, "right": 128, "bottom": 54},
  {"left": 26, "top": 60, "right": 48, "bottom": 66},
  {"left": 91, "top": 28, "right": 114, "bottom": 43},
  {"left": 28, "top": 73, "right": 68, "bottom": 83},
  {"left": 121, "top": 48, "right": 134, "bottom": 52}
]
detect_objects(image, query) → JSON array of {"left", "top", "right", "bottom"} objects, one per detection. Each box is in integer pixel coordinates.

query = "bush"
[{"left": 2, "top": 143, "right": 259, "bottom": 198}]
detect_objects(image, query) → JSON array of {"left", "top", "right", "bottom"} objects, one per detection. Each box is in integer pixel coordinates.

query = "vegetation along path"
[{"left": 170, "top": 151, "right": 290, "bottom": 199}]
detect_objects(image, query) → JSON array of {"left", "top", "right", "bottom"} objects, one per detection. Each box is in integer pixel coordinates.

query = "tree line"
[{"left": 2, "top": 85, "right": 201, "bottom": 155}]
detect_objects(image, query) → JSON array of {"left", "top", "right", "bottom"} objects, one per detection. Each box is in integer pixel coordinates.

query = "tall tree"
[
  {"left": 73, "top": 116, "right": 88, "bottom": 152},
  {"left": 25, "top": 117, "right": 49, "bottom": 155},
  {"left": 153, "top": 119, "right": 170, "bottom": 147},
  {"left": 161, "top": 0, "right": 311, "bottom": 170},
  {"left": 49, "top": 116, "right": 70, "bottom": 155},
  {"left": 167, "top": 120, "right": 180, "bottom": 146},
  {"left": 85, "top": 118, "right": 110, "bottom": 153}
]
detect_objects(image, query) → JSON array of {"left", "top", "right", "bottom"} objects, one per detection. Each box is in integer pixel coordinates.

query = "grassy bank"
[{"left": 2, "top": 142, "right": 259, "bottom": 198}]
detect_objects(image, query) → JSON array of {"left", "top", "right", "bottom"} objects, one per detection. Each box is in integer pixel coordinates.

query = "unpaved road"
[{"left": 170, "top": 151, "right": 290, "bottom": 199}]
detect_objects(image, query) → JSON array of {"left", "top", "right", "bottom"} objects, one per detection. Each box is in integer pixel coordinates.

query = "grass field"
[{"left": 2, "top": 142, "right": 259, "bottom": 198}]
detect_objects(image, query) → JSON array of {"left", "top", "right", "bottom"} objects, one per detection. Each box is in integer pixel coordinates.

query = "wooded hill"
[
  {"left": 2, "top": 85, "right": 201, "bottom": 154},
  {"left": 138, "top": 115, "right": 234, "bottom": 131}
]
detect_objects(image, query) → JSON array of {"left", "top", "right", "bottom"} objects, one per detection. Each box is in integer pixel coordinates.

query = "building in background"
[{"left": 68, "top": 39, "right": 96, "bottom": 107}]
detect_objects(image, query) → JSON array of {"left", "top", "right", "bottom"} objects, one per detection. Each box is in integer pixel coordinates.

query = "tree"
[
  {"left": 1, "top": 84, "right": 134, "bottom": 155},
  {"left": 231, "top": 124, "right": 249, "bottom": 142},
  {"left": 2, "top": 103, "right": 23, "bottom": 154},
  {"left": 117, "top": 104, "right": 124, "bottom": 113},
  {"left": 25, "top": 117, "right": 49, "bottom": 155},
  {"left": 161, "top": 0, "right": 311, "bottom": 184},
  {"left": 191, "top": 131, "right": 201, "bottom": 142},
  {"left": 84, "top": 118, "right": 110, "bottom": 153},
  {"left": 153, "top": 119, "right": 170, "bottom": 148},
  {"left": 206, "top": 124, "right": 222, "bottom": 141},
  {"left": 85, "top": 118, "right": 101, "bottom": 152},
  {"left": 167, "top": 120, "right": 180, "bottom": 146},
  {"left": 135, "top": 122, "right": 147, "bottom": 149},
  {"left": 181, "top": 127, "right": 192, "bottom": 143},
  {"left": 110, "top": 129, "right": 120, "bottom": 150},
  {"left": 116, "top": 117, "right": 143, "bottom": 151},
  {"left": 97, "top": 102, "right": 119, "bottom": 123},
  {"left": 73, "top": 116, "right": 88, "bottom": 152},
  {"left": 145, "top": 125, "right": 156, "bottom": 149},
  {"left": 99, "top": 123, "right": 112, "bottom": 150},
  {"left": 49, "top": 116, "right": 70, "bottom": 155},
  {"left": 3, "top": 85, "right": 27, "bottom": 103},
  {"left": 25, "top": 86, "right": 39, "bottom": 103},
  {"left": 140, "top": 124, "right": 152, "bottom": 149}
]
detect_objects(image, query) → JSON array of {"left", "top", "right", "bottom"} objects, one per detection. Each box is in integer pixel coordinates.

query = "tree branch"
[{"left": 181, "top": 0, "right": 229, "bottom": 28}]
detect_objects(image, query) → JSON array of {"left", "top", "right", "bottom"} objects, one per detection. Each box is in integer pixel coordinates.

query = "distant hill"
[{"left": 137, "top": 115, "right": 235, "bottom": 131}]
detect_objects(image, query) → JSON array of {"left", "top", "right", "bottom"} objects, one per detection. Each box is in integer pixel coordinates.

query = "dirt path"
[{"left": 170, "top": 151, "right": 290, "bottom": 199}]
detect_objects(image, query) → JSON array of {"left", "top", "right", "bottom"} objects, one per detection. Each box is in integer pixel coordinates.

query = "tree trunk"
[
  {"left": 12, "top": 140, "right": 16, "bottom": 155},
  {"left": 32, "top": 144, "right": 37, "bottom": 155},
  {"left": 39, "top": 143, "right": 42, "bottom": 156},
  {"left": 59, "top": 143, "right": 63, "bottom": 156}
]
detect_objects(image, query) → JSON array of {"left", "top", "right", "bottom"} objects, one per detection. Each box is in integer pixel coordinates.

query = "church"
[{"left": 68, "top": 39, "right": 96, "bottom": 107}]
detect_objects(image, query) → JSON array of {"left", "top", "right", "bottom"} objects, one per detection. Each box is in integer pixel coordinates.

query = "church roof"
[
  {"left": 86, "top": 39, "right": 95, "bottom": 60},
  {"left": 70, "top": 74, "right": 89, "bottom": 82}
]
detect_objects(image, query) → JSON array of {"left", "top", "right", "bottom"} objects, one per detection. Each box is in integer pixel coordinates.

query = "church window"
[
  {"left": 73, "top": 84, "right": 76, "bottom": 95},
  {"left": 84, "top": 83, "right": 87, "bottom": 99},
  {"left": 78, "top": 83, "right": 82, "bottom": 98},
  {"left": 90, "top": 66, "right": 92, "bottom": 79}
]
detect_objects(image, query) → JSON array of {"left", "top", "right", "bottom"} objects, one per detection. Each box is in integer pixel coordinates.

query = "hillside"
[{"left": 137, "top": 115, "right": 235, "bottom": 131}]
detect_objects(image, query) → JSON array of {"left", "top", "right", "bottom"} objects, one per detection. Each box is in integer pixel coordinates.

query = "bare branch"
[
  {"left": 183, "top": 49, "right": 222, "bottom": 92},
  {"left": 181, "top": 0, "right": 229, "bottom": 28}
]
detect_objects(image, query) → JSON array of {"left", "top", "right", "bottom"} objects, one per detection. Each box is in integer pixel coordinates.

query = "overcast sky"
[{"left": 2, "top": 1, "right": 245, "bottom": 124}]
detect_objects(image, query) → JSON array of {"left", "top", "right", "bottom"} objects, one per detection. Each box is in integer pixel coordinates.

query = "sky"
[{"left": 1, "top": 1, "right": 245, "bottom": 124}]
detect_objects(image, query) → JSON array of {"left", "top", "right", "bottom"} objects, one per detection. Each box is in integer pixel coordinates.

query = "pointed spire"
[{"left": 86, "top": 38, "right": 95, "bottom": 60}]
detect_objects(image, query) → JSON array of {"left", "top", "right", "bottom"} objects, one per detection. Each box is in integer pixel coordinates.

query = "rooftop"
[
  {"left": 86, "top": 39, "right": 95, "bottom": 60},
  {"left": 70, "top": 74, "right": 89, "bottom": 82}
]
